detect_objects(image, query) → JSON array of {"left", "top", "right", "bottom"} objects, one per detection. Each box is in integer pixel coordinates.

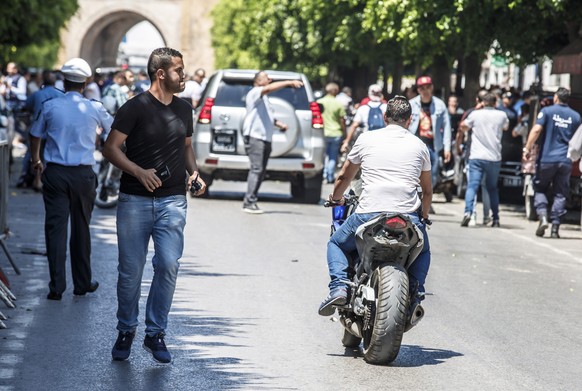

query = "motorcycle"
[
  {"left": 324, "top": 194, "right": 428, "bottom": 364},
  {"left": 434, "top": 153, "right": 456, "bottom": 202},
  {"left": 95, "top": 156, "right": 122, "bottom": 209}
]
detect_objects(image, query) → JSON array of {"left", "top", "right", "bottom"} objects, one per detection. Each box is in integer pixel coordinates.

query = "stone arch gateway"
[{"left": 58, "top": 0, "right": 219, "bottom": 73}]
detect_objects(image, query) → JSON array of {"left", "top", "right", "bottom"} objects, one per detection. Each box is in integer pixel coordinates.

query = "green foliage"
[
  {"left": 0, "top": 0, "right": 78, "bottom": 66},
  {"left": 211, "top": 0, "right": 579, "bottom": 86}
]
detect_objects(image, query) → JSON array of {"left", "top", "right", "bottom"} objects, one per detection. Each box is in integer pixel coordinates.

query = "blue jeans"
[
  {"left": 427, "top": 146, "right": 439, "bottom": 188},
  {"left": 464, "top": 159, "right": 500, "bottom": 220},
  {"left": 324, "top": 136, "right": 342, "bottom": 182},
  {"left": 327, "top": 212, "right": 431, "bottom": 294},
  {"left": 115, "top": 192, "right": 187, "bottom": 336}
]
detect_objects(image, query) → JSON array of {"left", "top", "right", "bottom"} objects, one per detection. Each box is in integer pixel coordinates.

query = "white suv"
[{"left": 192, "top": 69, "right": 325, "bottom": 203}]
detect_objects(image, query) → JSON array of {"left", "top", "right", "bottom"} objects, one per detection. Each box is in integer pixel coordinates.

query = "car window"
[{"left": 215, "top": 79, "right": 309, "bottom": 110}]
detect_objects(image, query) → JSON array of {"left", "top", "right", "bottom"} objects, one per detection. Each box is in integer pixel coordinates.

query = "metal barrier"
[{"left": 0, "top": 138, "right": 17, "bottom": 326}]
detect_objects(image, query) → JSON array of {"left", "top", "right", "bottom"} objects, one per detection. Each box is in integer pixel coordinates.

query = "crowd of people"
[
  {"left": 315, "top": 77, "right": 581, "bottom": 235},
  {"left": 0, "top": 61, "right": 207, "bottom": 189},
  {"left": 2, "top": 54, "right": 582, "bottom": 364}
]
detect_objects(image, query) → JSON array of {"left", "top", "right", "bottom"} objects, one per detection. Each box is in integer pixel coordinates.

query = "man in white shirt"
[
  {"left": 242, "top": 71, "right": 303, "bottom": 214},
  {"left": 318, "top": 96, "right": 432, "bottom": 316},
  {"left": 459, "top": 92, "right": 509, "bottom": 227}
]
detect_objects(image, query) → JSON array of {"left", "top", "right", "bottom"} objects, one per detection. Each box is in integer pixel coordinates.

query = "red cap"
[{"left": 416, "top": 76, "right": 432, "bottom": 87}]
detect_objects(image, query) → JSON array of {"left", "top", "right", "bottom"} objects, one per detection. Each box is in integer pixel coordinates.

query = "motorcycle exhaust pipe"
[{"left": 405, "top": 303, "right": 425, "bottom": 332}]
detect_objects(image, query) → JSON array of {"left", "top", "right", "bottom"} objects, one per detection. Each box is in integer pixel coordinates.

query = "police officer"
[
  {"left": 29, "top": 58, "right": 113, "bottom": 300},
  {"left": 523, "top": 87, "right": 581, "bottom": 238}
]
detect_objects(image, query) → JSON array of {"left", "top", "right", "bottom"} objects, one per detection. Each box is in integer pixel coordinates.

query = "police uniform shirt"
[
  {"left": 29, "top": 91, "right": 113, "bottom": 166},
  {"left": 536, "top": 103, "right": 582, "bottom": 164}
]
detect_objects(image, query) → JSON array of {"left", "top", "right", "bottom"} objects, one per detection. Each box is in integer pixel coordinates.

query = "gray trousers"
[{"left": 244, "top": 137, "right": 271, "bottom": 206}]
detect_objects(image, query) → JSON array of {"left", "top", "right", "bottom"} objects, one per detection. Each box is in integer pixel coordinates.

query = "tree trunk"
[
  {"left": 455, "top": 56, "right": 464, "bottom": 97},
  {"left": 392, "top": 61, "right": 403, "bottom": 95},
  {"left": 431, "top": 55, "right": 451, "bottom": 100},
  {"left": 338, "top": 65, "right": 375, "bottom": 102},
  {"left": 463, "top": 52, "right": 483, "bottom": 109}
]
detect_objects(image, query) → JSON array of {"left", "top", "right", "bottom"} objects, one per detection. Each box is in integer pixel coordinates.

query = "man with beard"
[{"left": 103, "top": 47, "right": 206, "bottom": 364}]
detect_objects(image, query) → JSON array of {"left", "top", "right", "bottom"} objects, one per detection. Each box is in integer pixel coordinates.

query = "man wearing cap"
[
  {"left": 29, "top": 58, "right": 113, "bottom": 301},
  {"left": 408, "top": 76, "right": 452, "bottom": 189}
]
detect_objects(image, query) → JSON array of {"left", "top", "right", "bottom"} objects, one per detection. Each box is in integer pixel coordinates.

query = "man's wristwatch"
[{"left": 522, "top": 147, "right": 530, "bottom": 153}]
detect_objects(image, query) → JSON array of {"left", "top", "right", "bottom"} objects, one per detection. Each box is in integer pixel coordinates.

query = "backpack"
[{"left": 367, "top": 104, "right": 384, "bottom": 130}]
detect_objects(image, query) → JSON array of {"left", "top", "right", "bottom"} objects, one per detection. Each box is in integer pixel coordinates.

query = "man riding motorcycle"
[{"left": 318, "top": 96, "right": 432, "bottom": 316}]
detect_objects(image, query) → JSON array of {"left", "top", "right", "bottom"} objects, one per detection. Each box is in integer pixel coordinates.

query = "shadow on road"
[{"left": 330, "top": 344, "right": 463, "bottom": 368}]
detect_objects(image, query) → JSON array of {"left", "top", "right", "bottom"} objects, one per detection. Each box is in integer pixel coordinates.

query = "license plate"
[
  {"left": 211, "top": 129, "right": 237, "bottom": 154},
  {"left": 503, "top": 176, "right": 522, "bottom": 187}
]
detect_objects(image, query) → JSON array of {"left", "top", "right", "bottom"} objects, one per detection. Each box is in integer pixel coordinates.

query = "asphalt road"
[{"left": 1, "top": 179, "right": 581, "bottom": 391}]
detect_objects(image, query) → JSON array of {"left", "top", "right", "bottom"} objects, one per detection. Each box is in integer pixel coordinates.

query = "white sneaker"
[
  {"left": 242, "top": 204, "right": 264, "bottom": 214},
  {"left": 468, "top": 213, "right": 477, "bottom": 227}
]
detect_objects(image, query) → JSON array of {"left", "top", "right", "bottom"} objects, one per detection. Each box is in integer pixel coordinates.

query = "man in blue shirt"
[
  {"left": 16, "top": 70, "right": 64, "bottom": 189},
  {"left": 523, "top": 87, "right": 581, "bottom": 238},
  {"left": 29, "top": 58, "right": 113, "bottom": 300}
]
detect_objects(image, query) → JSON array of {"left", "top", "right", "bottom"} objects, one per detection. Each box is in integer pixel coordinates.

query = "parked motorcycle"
[
  {"left": 324, "top": 194, "right": 427, "bottom": 364},
  {"left": 95, "top": 157, "right": 122, "bottom": 209},
  {"left": 434, "top": 154, "right": 456, "bottom": 202}
]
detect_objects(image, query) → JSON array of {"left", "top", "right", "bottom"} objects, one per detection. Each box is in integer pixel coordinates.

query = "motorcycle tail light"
[
  {"left": 198, "top": 98, "right": 214, "bottom": 124},
  {"left": 385, "top": 217, "right": 406, "bottom": 229},
  {"left": 310, "top": 102, "right": 324, "bottom": 129}
]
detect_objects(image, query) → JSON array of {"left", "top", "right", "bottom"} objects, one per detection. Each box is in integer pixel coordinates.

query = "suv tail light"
[
  {"left": 198, "top": 98, "right": 214, "bottom": 124},
  {"left": 310, "top": 102, "right": 324, "bottom": 129},
  {"left": 385, "top": 217, "right": 407, "bottom": 229}
]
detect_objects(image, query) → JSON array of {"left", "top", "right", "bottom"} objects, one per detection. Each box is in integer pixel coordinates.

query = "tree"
[
  {"left": 211, "top": 0, "right": 581, "bottom": 103},
  {"left": 0, "top": 0, "right": 79, "bottom": 67}
]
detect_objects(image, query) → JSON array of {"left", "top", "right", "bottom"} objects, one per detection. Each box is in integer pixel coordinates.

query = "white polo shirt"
[{"left": 348, "top": 124, "right": 431, "bottom": 214}]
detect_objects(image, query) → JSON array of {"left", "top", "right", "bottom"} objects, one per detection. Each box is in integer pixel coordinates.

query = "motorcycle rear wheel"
[{"left": 362, "top": 264, "right": 409, "bottom": 365}]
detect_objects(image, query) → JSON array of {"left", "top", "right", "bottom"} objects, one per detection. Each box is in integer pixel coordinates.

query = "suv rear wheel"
[{"left": 291, "top": 172, "right": 323, "bottom": 204}]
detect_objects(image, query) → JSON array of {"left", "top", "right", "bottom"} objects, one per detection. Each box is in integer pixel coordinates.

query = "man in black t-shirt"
[{"left": 103, "top": 47, "right": 206, "bottom": 364}]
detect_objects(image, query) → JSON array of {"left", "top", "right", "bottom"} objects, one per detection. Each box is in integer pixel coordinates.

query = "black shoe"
[
  {"left": 73, "top": 280, "right": 99, "bottom": 296},
  {"left": 491, "top": 219, "right": 500, "bottom": 227},
  {"left": 536, "top": 216, "right": 549, "bottom": 237},
  {"left": 47, "top": 291, "right": 62, "bottom": 301},
  {"left": 551, "top": 225, "right": 560, "bottom": 239},
  {"left": 143, "top": 332, "right": 172, "bottom": 364},
  {"left": 461, "top": 213, "right": 471, "bottom": 227},
  {"left": 112, "top": 331, "right": 136, "bottom": 361},
  {"left": 318, "top": 286, "right": 348, "bottom": 316}
]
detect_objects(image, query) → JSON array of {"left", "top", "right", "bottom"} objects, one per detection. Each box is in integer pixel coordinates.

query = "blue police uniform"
[
  {"left": 30, "top": 90, "right": 112, "bottom": 297},
  {"left": 533, "top": 103, "right": 581, "bottom": 225},
  {"left": 17, "top": 86, "right": 65, "bottom": 188}
]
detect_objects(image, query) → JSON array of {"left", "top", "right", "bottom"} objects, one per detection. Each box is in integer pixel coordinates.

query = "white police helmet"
[{"left": 61, "top": 58, "right": 92, "bottom": 83}]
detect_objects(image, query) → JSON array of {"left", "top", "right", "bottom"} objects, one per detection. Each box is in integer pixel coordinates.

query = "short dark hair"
[
  {"left": 556, "top": 87, "right": 570, "bottom": 104},
  {"left": 385, "top": 96, "right": 411, "bottom": 124},
  {"left": 42, "top": 70, "right": 56, "bottom": 86},
  {"left": 254, "top": 71, "right": 267, "bottom": 83},
  {"left": 64, "top": 79, "right": 85, "bottom": 91},
  {"left": 147, "top": 47, "right": 183, "bottom": 82},
  {"left": 521, "top": 103, "right": 530, "bottom": 114},
  {"left": 482, "top": 92, "right": 497, "bottom": 106},
  {"left": 476, "top": 89, "right": 488, "bottom": 103}
]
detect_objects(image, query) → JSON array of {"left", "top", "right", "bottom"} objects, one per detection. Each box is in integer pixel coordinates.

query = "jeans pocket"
[{"left": 118, "top": 192, "right": 130, "bottom": 202}]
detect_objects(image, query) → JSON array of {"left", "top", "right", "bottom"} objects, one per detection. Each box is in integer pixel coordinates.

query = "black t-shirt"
[{"left": 112, "top": 91, "right": 193, "bottom": 197}]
